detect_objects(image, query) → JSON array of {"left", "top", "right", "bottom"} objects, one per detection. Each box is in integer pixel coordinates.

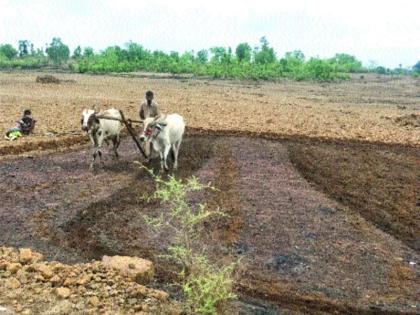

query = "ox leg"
[
  {"left": 173, "top": 139, "right": 182, "bottom": 170},
  {"left": 98, "top": 150, "right": 103, "bottom": 164},
  {"left": 171, "top": 144, "right": 176, "bottom": 166},
  {"left": 145, "top": 140, "right": 152, "bottom": 162},
  {"left": 171, "top": 144, "right": 176, "bottom": 161},
  {"left": 90, "top": 147, "right": 99, "bottom": 169},
  {"left": 162, "top": 145, "right": 171, "bottom": 171},
  {"left": 159, "top": 151, "right": 164, "bottom": 171},
  {"left": 96, "top": 134, "right": 105, "bottom": 166},
  {"left": 171, "top": 143, "right": 178, "bottom": 170},
  {"left": 112, "top": 136, "right": 120, "bottom": 159}
]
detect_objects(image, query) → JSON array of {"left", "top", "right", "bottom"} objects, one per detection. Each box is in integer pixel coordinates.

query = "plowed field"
[{"left": 0, "top": 72, "right": 418, "bottom": 314}]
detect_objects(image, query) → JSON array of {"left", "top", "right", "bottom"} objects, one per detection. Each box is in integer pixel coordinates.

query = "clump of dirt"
[
  {"left": 289, "top": 141, "right": 420, "bottom": 251},
  {"left": 35, "top": 75, "right": 61, "bottom": 84},
  {"left": 395, "top": 114, "right": 420, "bottom": 127},
  {"left": 0, "top": 247, "right": 179, "bottom": 314}
]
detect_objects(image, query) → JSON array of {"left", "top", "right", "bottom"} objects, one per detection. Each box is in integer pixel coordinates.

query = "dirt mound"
[
  {"left": 0, "top": 247, "right": 179, "bottom": 314},
  {"left": 35, "top": 75, "right": 60, "bottom": 84},
  {"left": 395, "top": 114, "right": 420, "bottom": 127}
]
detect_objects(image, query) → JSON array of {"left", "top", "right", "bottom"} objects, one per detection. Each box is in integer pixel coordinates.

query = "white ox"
[
  {"left": 140, "top": 114, "right": 185, "bottom": 171},
  {"left": 81, "top": 108, "right": 123, "bottom": 169}
]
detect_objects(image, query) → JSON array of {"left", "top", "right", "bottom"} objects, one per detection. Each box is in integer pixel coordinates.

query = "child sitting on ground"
[{"left": 5, "top": 109, "right": 37, "bottom": 140}]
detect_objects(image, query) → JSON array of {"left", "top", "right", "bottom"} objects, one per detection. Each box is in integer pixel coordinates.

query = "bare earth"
[
  {"left": 0, "top": 72, "right": 419, "bottom": 314},
  {"left": 0, "top": 72, "right": 418, "bottom": 156}
]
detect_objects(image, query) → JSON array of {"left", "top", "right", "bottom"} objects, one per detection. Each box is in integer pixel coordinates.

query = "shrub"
[
  {"left": 303, "top": 58, "right": 336, "bottom": 81},
  {"left": 0, "top": 38, "right": 376, "bottom": 81},
  {"left": 46, "top": 37, "right": 70, "bottom": 65},
  {"left": 0, "top": 56, "right": 48, "bottom": 69},
  {"left": 329, "top": 53, "right": 363, "bottom": 73},
  {"left": 139, "top": 165, "right": 236, "bottom": 314},
  {"left": 0, "top": 44, "right": 18, "bottom": 59},
  {"left": 375, "top": 66, "right": 387, "bottom": 74},
  {"left": 182, "top": 255, "right": 236, "bottom": 315}
]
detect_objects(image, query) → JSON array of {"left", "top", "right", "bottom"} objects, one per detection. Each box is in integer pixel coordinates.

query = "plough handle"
[{"left": 118, "top": 110, "right": 147, "bottom": 159}]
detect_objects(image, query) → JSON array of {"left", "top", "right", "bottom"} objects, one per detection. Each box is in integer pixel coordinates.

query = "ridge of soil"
[{"left": 288, "top": 142, "right": 420, "bottom": 251}]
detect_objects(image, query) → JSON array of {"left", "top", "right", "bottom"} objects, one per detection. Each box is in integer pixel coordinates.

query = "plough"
[{"left": 96, "top": 110, "right": 147, "bottom": 159}]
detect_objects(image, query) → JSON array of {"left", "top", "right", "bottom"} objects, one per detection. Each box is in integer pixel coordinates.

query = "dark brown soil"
[
  {"left": 0, "top": 135, "right": 418, "bottom": 314},
  {"left": 288, "top": 141, "right": 420, "bottom": 251}
]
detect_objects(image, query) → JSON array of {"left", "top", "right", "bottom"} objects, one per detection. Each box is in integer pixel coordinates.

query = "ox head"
[
  {"left": 139, "top": 116, "right": 167, "bottom": 142},
  {"left": 81, "top": 109, "right": 98, "bottom": 132}
]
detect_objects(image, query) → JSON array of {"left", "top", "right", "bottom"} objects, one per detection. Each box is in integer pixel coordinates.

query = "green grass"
[{"left": 139, "top": 165, "right": 236, "bottom": 314}]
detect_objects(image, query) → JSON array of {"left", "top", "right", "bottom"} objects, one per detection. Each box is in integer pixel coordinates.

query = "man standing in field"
[
  {"left": 139, "top": 90, "right": 161, "bottom": 160},
  {"left": 139, "top": 90, "right": 160, "bottom": 120}
]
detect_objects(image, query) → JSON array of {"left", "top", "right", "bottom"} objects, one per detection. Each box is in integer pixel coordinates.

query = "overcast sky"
[{"left": 1, "top": 0, "right": 419, "bottom": 68}]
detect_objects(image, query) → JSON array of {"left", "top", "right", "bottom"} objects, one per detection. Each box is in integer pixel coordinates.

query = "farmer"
[
  {"left": 19, "top": 109, "right": 37, "bottom": 134},
  {"left": 139, "top": 90, "right": 160, "bottom": 120},
  {"left": 5, "top": 109, "right": 37, "bottom": 140},
  {"left": 139, "top": 90, "right": 161, "bottom": 159}
]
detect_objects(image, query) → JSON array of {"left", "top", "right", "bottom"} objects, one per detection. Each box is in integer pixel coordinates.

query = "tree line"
[{"left": 1, "top": 37, "right": 419, "bottom": 81}]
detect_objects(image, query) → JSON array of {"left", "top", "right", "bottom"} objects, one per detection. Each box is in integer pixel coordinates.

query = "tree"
[
  {"left": 210, "top": 47, "right": 226, "bottom": 63},
  {"left": 180, "top": 51, "right": 195, "bottom": 64},
  {"left": 126, "top": 42, "right": 147, "bottom": 61},
  {"left": 375, "top": 66, "right": 387, "bottom": 74},
  {"left": 281, "top": 50, "right": 305, "bottom": 73},
  {"left": 235, "top": 42, "right": 251, "bottom": 62},
  {"left": 73, "top": 46, "right": 82, "bottom": 59},
  {"left": 83, "top": 47, "right": 94, "bottom": 58},
  {"left": 330, "top": 53, "right": 362, "bottom": 72},
  {"left": 254, "top": 36, "right": 276, "bottom": 64},
  {"left": 170, "top": 51, "right": 180, "bottom": 61},
  {"left": 109, "top": 45, "right": 128, "bottom": 61},
  {"left": 196, "top": 49, "right": 208, "bottom": 63},
  {"left": 0, "top": 44, "right": 18, "bottom": 59},
  {"left": 33, "top": 48, "right": 45, "bottom": 57},
  {"left": 222, "top": 47, "right": 233, "bottom": 64},
  {"left": 285, "top": 50, "right": 305, "bottom": 61},
  {"left": 392, "top": 63, "right": 405, "bottom": 75},
  {"left": 46, "top": 37, "right": 70, "bottom": 65},
  {"left": 18, "top": 40, "right": 30, "bottom": 57},
  {"left": 413, "top": 61, "right": 420, "bottom": 72}
]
